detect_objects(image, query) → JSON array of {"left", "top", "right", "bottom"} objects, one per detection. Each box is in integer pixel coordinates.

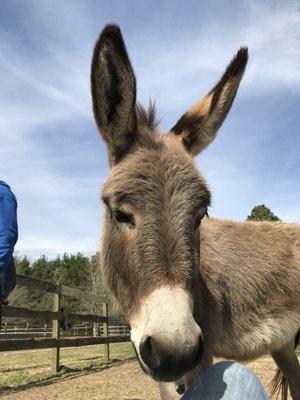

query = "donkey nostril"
[
  {"left": 139, "top": 336, "right": 161, "bottom": 370},
  {"left": 140, "top": 336, "right": 152, "bottom": 362},
  {"left": 145, "top": 336, "right": 152, "bottom": 351}
]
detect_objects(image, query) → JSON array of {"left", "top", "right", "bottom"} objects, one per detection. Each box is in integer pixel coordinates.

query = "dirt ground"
[{"left": 0, "top": 356, "right": 293, "bottom": 400}]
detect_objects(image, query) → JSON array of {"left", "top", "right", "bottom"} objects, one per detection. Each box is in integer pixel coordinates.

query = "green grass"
[
  {"left": 0, "top": 342, "right": 135, "bottom": 389},
  {"left": 1, "top": 344, "right": 298, "bottom": 390},
  {"left": 0, "top": 369, "right": 29, "bottom": 387}
]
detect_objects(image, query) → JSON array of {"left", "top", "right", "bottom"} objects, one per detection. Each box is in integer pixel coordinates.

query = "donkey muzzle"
[
  {"left": 130, "top": 286, "right": 203, "bottom": 381},
  {"left": 139, "top": 333, "right": 203, "bottom": 381}
]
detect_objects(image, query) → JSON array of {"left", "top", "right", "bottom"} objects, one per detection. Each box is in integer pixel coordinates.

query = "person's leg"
[
  {"left": 182, "top": 361, "right": 269, "bottom": 400},
  {"left": 0, "top": 258, "right": 16, "bottom": 301}
]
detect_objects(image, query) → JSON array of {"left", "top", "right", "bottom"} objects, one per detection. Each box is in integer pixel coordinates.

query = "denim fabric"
[
  {"left": 182, "top": 361, "right": 269, "bottom": 400},
  {"left": 0, "top": 181, "right": 18, "bottom": 300},
  {"left": 0, "top": 258, "right": 16, "bottom": 301}
]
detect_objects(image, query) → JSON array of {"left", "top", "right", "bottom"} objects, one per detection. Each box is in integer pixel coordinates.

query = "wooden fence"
[
  {"left": 0, "top": 322, "right": 130, "bottom": 338},
  {"left": 0, "top": 274, "right": 130, "bottom": 373}
]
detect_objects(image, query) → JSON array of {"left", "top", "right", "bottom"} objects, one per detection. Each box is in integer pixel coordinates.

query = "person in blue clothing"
[
  {"left": 182, "top": 361, "right": 269, "bottom": 400},
  {"left": 0, "top": 181, "right": 18, "bottom": 304}
]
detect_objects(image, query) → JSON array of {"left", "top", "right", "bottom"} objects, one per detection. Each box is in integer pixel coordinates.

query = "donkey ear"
[
  {"left": 170, "top": 47, "right": 248, "bottom": 156},
  {"left": 91, "top": 24, "right": 137, "bottom": 165}
]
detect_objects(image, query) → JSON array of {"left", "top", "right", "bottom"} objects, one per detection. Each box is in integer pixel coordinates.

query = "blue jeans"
[
  {"left": 182, "top": 361, "right": 269, "bottom": 400},
  {"left": 0, "top": 258, "right": 16, "bottom": 301}
]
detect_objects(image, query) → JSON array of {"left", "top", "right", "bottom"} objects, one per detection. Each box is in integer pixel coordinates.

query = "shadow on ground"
[{"left": 0, "top": 358, "right": 136, "bottom": 395}]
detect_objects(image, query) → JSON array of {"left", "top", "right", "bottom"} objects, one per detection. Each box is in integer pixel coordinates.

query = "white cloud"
[{"left": 130, "top": 1, "right": 300, "bottom": 116}]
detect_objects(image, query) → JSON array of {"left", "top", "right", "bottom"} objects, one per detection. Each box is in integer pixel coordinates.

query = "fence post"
[
  {"left": 93, "top": 322, "right": 99, "bottom": 337},
  {"left": 51, "top": 293, "right": 61, "bottom": 373},
  {"left": 102, "top": 302, "right": 109, "bottom": 362}
]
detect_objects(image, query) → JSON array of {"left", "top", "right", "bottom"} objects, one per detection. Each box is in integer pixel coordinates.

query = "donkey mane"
[{"left": 136, "top": 101, "right": 159, "bottom": 131}]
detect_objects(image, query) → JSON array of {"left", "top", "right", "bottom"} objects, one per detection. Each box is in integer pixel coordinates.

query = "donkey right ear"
[
  {"left": 91, "top": 24, "right": 137, "bottom": 165},
  {"left": 169, "top": 47, "right": 248, "bottom": 156}
]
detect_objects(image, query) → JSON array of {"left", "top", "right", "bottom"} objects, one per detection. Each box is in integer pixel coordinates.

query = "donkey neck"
[{"left": 199, "top": 217, "right": 300, "bottom": 319}]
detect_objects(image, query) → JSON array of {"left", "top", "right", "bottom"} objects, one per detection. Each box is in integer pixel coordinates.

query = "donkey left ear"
[
  {"left": 169, "top": 47, "right": 248, "bottom": 156},
  {"left": 91, "top": 24, "right": 137, "bottom": 166}
]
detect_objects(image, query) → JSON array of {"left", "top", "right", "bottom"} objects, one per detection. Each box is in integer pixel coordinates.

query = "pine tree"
[
  {"left": 247, "top": 204, "right": 280, "bottom": 222},
  {"left": 15, "top": 256, "right": 31, "bottom": 276}
]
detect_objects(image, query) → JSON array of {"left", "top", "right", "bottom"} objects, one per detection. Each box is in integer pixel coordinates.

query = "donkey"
[{"left": 90, "top": 24, "right": 300, "bottom": 400}]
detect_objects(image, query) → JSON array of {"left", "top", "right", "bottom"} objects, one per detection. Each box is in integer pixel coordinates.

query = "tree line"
[{"left": 10, "top": 253, "right": 109, "bottom": 317}]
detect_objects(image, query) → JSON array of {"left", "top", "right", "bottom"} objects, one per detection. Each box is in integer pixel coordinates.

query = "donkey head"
[{"left": 91, "top": 24, "right": 247, "bottom": 382}]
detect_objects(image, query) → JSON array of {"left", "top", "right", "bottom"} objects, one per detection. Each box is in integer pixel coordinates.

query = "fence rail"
[
  {"left": 2, "top": 305, "right": 112, "bottom": 324},
  {"left": 0, "top": 335, "right": 129, "bottom": 351},
  {"left": 0, "top": 323, "right": 129, "bottom": 338},
  {"left": 0, "top": 274, "right": 130, "bottom": 372},
  {"left": 16, "top": 274, "right": 108, "bottom": 304}
]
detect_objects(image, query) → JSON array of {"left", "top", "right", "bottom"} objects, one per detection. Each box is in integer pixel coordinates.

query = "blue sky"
[{"left": 1, "top": 0, "right": 299, "bottom": 259}]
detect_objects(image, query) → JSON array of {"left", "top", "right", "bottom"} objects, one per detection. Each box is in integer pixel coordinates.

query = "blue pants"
[
  {"left": 182, "top": 361, "right": 269, "bottom": 400},
  {"left": 0, "top": 258, "right": 16, "bottom": 301}
]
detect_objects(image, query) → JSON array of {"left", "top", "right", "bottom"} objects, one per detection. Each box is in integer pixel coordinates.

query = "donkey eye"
[
  {"left": 194, "top": 215, "right": 202, "bottom": 230},
  {"left": 194, "top": 210, "right": 207, "bottom": 230},
  {"left": 113, "top": 210, "right": 135, "bottom": 227}
]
